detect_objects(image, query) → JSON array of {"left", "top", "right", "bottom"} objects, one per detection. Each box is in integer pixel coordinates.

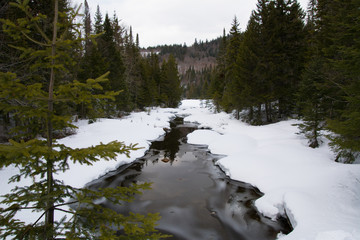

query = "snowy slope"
[{"left": 1, "top": 99, "right": 360, "bottom": 240}]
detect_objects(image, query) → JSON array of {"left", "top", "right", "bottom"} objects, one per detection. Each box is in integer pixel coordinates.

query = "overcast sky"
[{"left": 72, "top": 0, "right": 309, "bottom": 48}]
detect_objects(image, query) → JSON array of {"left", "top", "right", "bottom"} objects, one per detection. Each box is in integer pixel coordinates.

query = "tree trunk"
[{"left": 45, "top": 0, "right": 58, "bottom": 238}]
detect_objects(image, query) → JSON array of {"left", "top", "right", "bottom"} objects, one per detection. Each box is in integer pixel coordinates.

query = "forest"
[
  {"left": 0, "top": 0, "right": 182, "bottom": 141},
  {"left": 0, "top": 0, "right": 179, "bottom": 239},
  {"left": 203, "top": 0, "right": 359, "bottom": 163},
  {"left": 158, "top": 0, "right": 360, "bottom": 164},
  {"left": 145, "top": 38, "right": 220, "bottom": 99}
]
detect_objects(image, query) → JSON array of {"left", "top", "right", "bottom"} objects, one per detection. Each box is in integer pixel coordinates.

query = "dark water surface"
[{"left": 87, "top": 116, "right": 291, "bottom": 240}]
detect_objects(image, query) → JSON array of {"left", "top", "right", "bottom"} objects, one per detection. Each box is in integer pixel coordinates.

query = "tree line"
[
  {"left": 150, "top": 38, "right": 220, "bottom": 99},
  {"left": 0, "top": 0, "right": 182, "bottom": 140},
  {"left": 80, "top": 3, "right": 182, "bottom": 114},
  {"left": 207, "top": 0, "right": 360, "bottom": 163}
]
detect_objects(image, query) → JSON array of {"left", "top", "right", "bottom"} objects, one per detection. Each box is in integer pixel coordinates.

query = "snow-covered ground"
[
  {"left": 1, "top": 99, "right": 360, "bottom": 240},
  {"left": 183, "top": 100, "right": 360, "bottom": 240}
]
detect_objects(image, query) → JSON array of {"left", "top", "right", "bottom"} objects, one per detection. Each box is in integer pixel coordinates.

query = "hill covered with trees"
[{"left": 144, "top": 37, "right": 221, "bottom": 99}]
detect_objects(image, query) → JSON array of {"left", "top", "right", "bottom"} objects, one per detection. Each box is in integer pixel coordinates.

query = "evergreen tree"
[
  {"left": 83, "top": 0, "right": 91, "bottom": 53},
  {"left": 136, "top": 33, "right": 140, "bottom": 48},
  {"left": 0, "top": 1, "right": 169, "bottom": 238},
  {"left": 112, "top": 12, "right": 125, "bottom": 49},
  {"left": 101, "top": 13, "right": 127, "bottom": 114},
  {"left": 316, "top": 0, "right": 360, "bottom": 162},
  {"left": 148, "top": 53, "right": 162, "bottom": 104},
  {"left": 237, "top": 14, "right": 263, "bottom": 124},
  {"left": 274, "top": 0, "right": 306, "bottom": 116},
  {"left": 295, "top": 0, "right": 327, "bottom": 148},
  {"left": 137, "top": 56, "right": 159, "bottom": 108},
  {"left": 208, "top": 28, "right": 227, "bottom": 112},
  {"left": 222, "top": 0, "right": 305, "bottom": 123},
  {"left": 222, "top": 16, "right": 244, "bottom": 118},
  {"left": 160, "top": 55, "right": 182, "bottom": 107},
  {"left": 296, "top": 56, "right": 326, "bottom": 148},
  {"left": 94, "top": 5, "right": 103, "bottom": 34}
]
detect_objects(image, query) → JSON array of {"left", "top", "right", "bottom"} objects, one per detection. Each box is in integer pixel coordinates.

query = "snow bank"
[
  {"left": 186, "top": 100, "right": 360, "bottom": 240},
  {"left": 56, "top": 109, "right": 174, "bottom": 188},
  {"left": 0, "top": 107, "right": 175, "bottom": 225}
]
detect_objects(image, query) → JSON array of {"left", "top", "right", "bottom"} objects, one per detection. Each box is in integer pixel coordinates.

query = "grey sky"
[{"left": 72, "top": 0, "right": 309, "bottom": 48}]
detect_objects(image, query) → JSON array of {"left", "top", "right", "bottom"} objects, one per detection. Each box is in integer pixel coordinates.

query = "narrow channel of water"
[{"left": 87, "top": 116, "right": 292, "bottom": 240}]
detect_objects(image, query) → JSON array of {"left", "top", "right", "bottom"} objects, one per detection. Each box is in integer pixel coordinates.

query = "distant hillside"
[
  {"left": 145, "top": 38, "right": 220, "bottom": 74},
  {"left": 141, "top": 38, "right": 222, "bottom": 98}
]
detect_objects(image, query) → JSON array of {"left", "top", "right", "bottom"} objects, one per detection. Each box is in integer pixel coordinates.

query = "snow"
[
  {"left": 184, "top": 100, "right": 360, "bottom": 240},
  {"left": 1, "top": 99, "right": 360, "bottom": 240},
  {"left": 56, "top": 110, "right": 174, "bottom": 188}
]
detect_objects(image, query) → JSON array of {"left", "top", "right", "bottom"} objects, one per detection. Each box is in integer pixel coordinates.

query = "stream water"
[{"left": 86, "top": 116, "right": 292, "bottom": 239}]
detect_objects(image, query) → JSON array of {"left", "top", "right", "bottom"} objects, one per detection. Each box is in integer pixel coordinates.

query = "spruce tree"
[
  {"left": 222, "top": 16, "right": 244, "bottom": 118},
  {"left": 94, "top": 5, "right": 103, "bottom": 34},
  {"left": 238, "top": 14, "right": 263, "bottom": 124},
  {"left": 123, "top": 26, "right": 143, "bottom": 110},
  {"left": 296, "top": 56, "right": 326, "bottom": 148},
  {"left": 100, "top": 13, "right": 127, "bottom": 114},
  {"left": 148, "top": 53, "right": 162, "bottom": 105},
  {"left": 0, "top": 1, "right": 169, "bottom": 239},
  {"left": 295, "top": 0, "right": 326, "bottom": 148},
  {"left": 208, "top": 28, "right": 227, "bottom": 112},
  {"left": 275, "top": 0, "right": 306, "bottom": 117},
  {"left": 83, "top": 0, "right": 91, "bottom": 53},
  {"left": 231, "top": 0, "right": 305, "bottom": 123},
  {"left": 317, "top": 0, "right": 360, "bottom": 162},
  {"left": 159, "top": 55, "right": 182, "bottom": 108}
]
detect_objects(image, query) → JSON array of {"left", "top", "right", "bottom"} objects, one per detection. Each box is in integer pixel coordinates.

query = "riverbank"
[
  {"left": 183, "top": 100, "right": 360, "bottom": 240},
  {"left": 1, "top": 99, "right": 359, "bottom": 240}
]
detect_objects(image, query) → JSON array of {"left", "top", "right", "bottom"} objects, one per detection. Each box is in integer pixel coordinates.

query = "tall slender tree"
[
  {"left": 316, "top": 0, "right": 360, "bottom": 162},
  {"left": 238, "top": 13, "right": 262, "bottom": 123},
  {"left": 295, "top": 0, "right": 326, "bottom": 148},
  {"left": 223, "top": 16, "right": 244, "bottom": 118},
  {"left": 160, "top": 54, "right": 182, "bottom": 107},
  {"left": 94, "top": 5, "right": 103, "bottom": 34},
  {"left": 208, "top": 28, "right": 227, "bottom": 112},
  {"left": 83, "top": 0, "right": 91, "bottom": 53}
]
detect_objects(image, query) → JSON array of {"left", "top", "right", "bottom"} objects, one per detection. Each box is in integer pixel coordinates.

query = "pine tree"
[
  {"left": 237, "top": 13, "right": 263, "bottom": 124},
  {"left": 0, "top": 1, "right": 169, "bottom": 238},
  {"left": 295, "top": 0, "right": 326, "bottom": 148},
  {"left": 112, "top": 12, "right": 126, "bottom": 50},
  {"left": 94, "top": 5, "right": 103, "bottom": 34},
  {"left": 275, "top": 0, "right": 306, "bottom": 117},
  {"left": 208, "top": 28, "right": 227, "bottom": 112},
  {"left": 296, "top": 56, "right": 326, "bottom": 148},
  {"left": 160, "top": 55, "right": 182, "bottom": 107},
  {"left": 231, "top": 0, "right": 305, "bottom": 123},
  {"left": 100, "top": 13, "right": 128, "bottom": 114},
  {"left": 317, "top": 0, "right": 360, "bottom": 162},
  {"left": 83, "top": 0, "right": 91, "bottom": 53},
  {"left": 148, "top": 53, "right": 162, "bottom": 105},
  {"left": 222, "top": 16, "right": 244, "bottom": 118}
]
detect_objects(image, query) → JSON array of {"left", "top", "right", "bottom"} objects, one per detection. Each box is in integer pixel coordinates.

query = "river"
[{"left": 86, "top": 116, "right": 291, "bottom": 239}]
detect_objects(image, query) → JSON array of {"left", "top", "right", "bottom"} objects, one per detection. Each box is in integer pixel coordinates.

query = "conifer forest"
[{"left": 0, "top": 0, "right": 359, "bottom": 239}]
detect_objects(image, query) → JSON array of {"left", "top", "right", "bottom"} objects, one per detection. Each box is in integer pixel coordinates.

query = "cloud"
[{"left": 73, "top": 0, "right": 309, "bottom": 47}]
